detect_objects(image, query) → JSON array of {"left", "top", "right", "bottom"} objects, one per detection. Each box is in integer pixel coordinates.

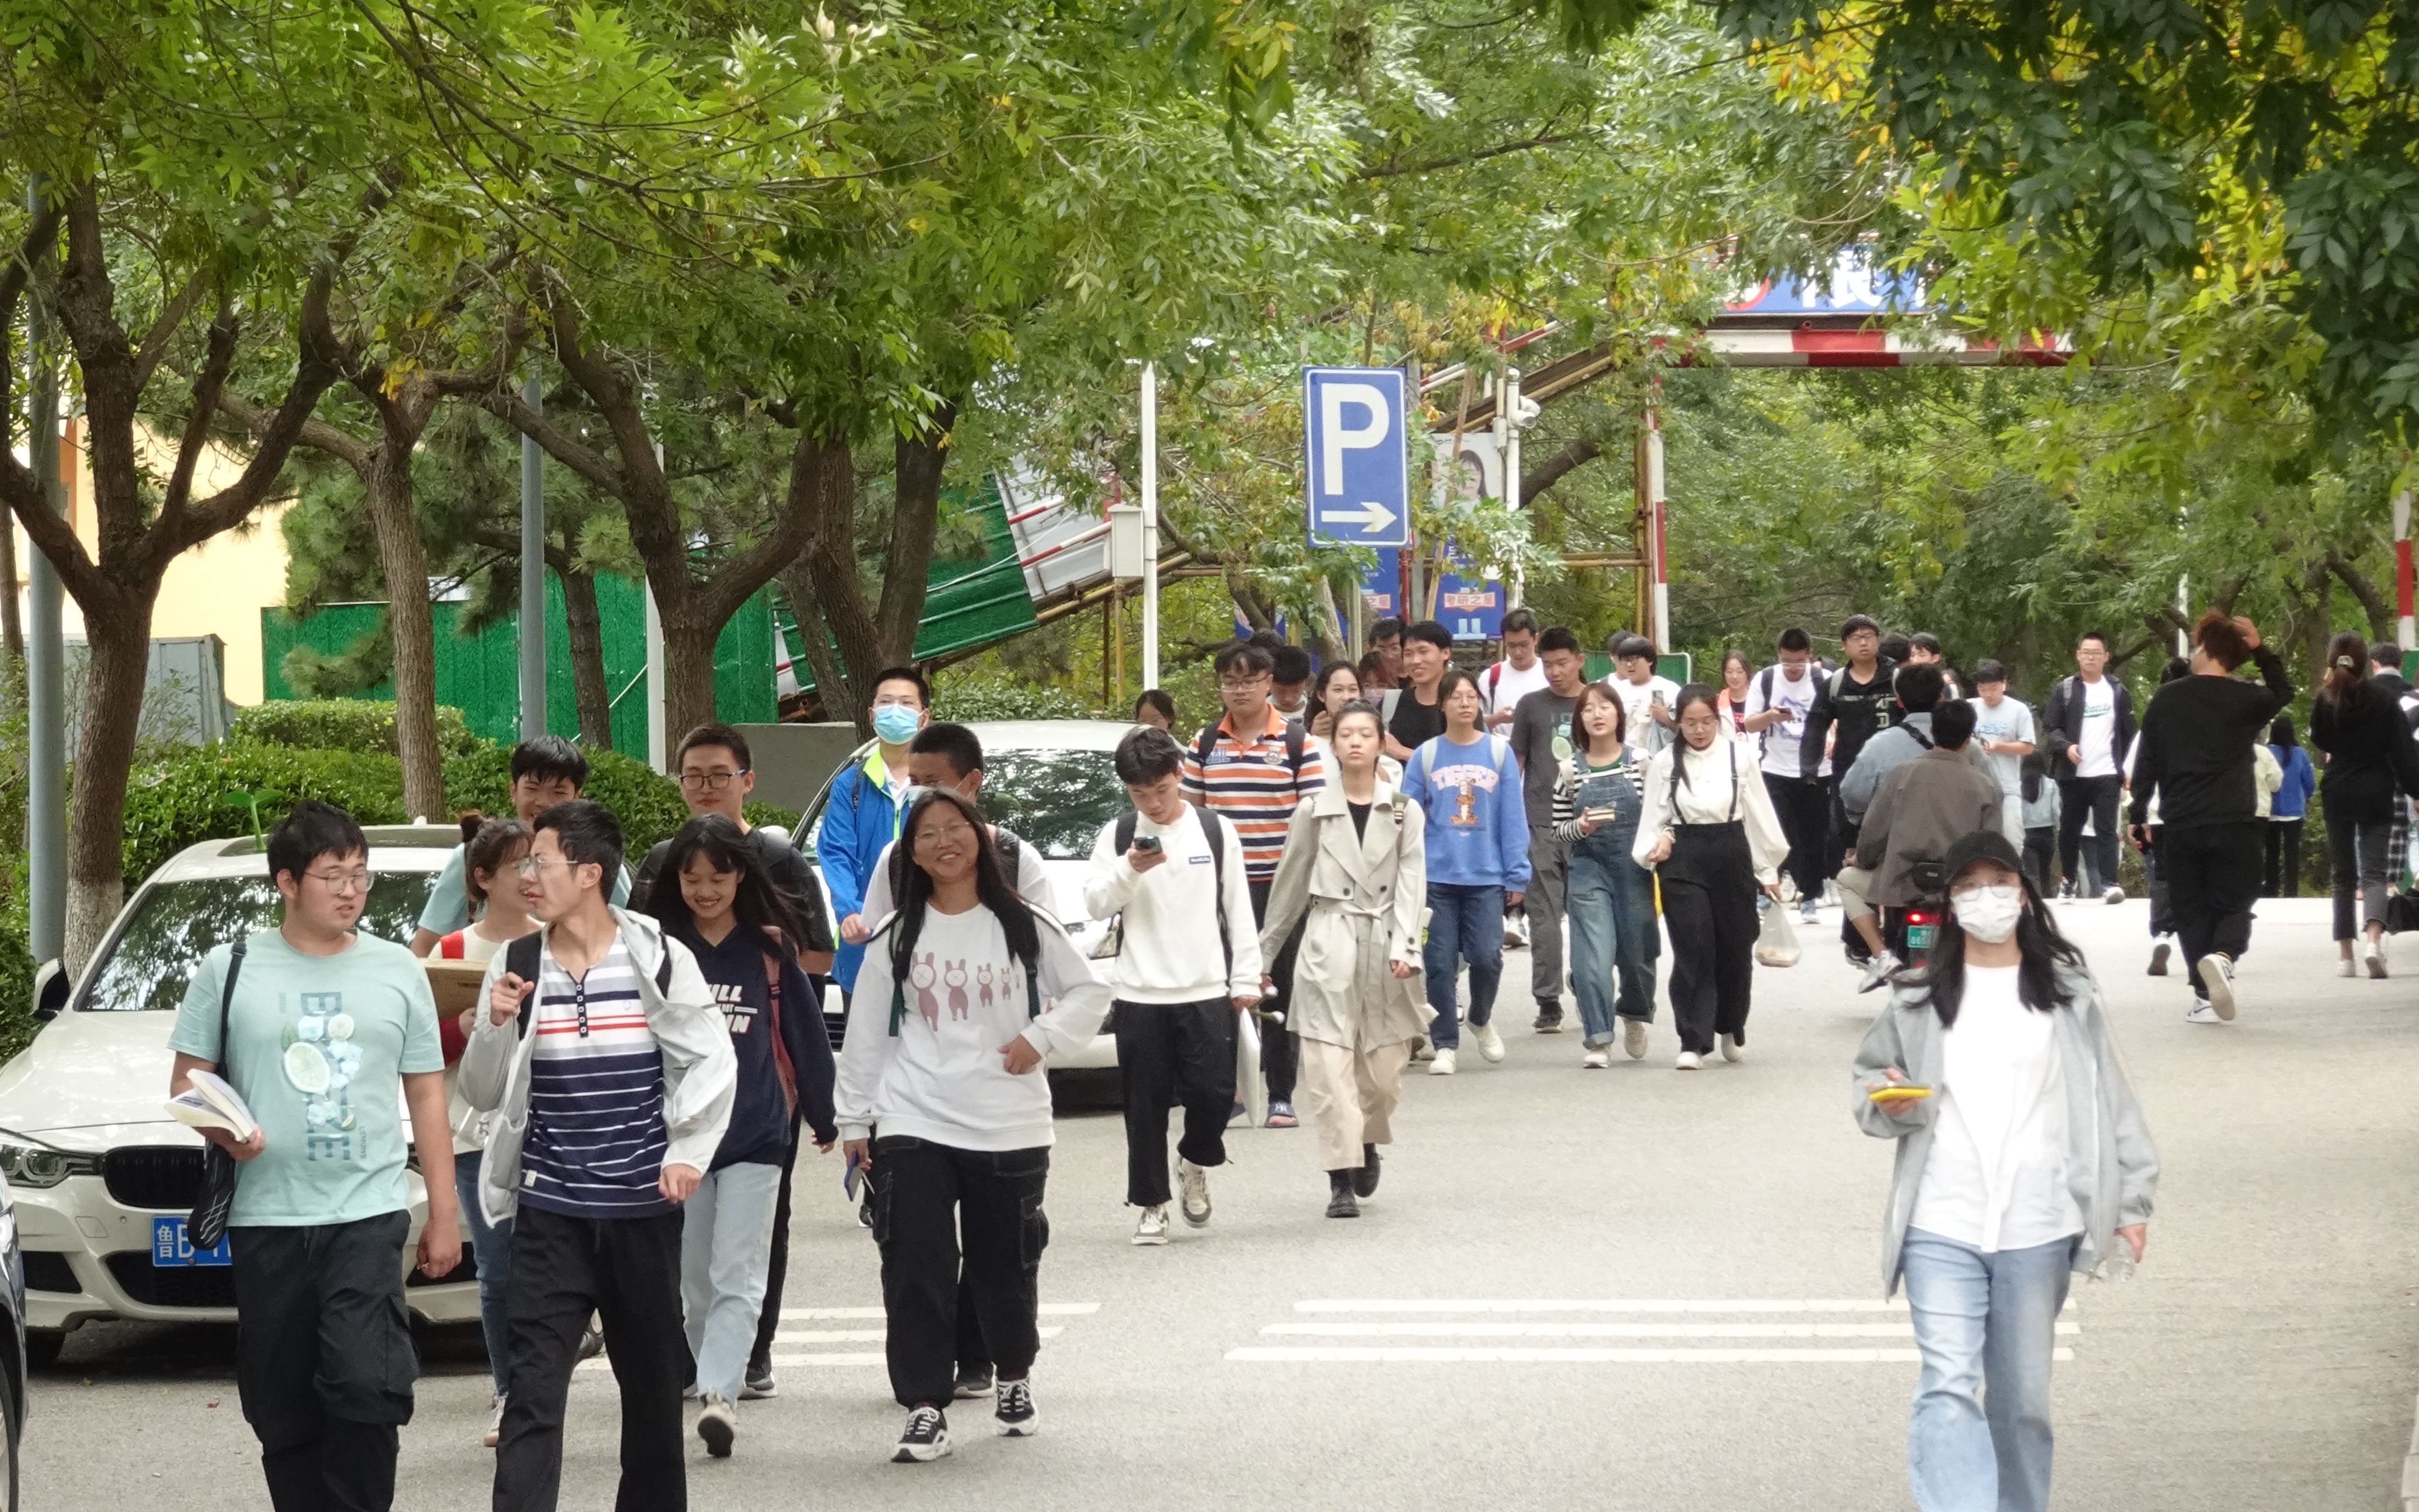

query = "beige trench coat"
[{"left": 1258, "top": 782, "right": 1433, "bottom": 1049}]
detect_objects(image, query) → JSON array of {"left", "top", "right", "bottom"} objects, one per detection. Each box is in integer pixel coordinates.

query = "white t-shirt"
[
  {"left": 1606, "top": 674, "right": 1681, "bottom": 760},
  {"left": 1967, "top": 695, "right": 2036, "bottom": 798},
  {"left": 1910, "top": 965, "right": 2084, "bottom": 1253},
  {"left": 1482, "top": 658, "right": 1550, "bottom": 724},
  {"left": 2074, "top": 678, "right": 2119, "bottom": 778},
  {"left": 1743, "top": 664, "right": 1823, "bottom": 777}
]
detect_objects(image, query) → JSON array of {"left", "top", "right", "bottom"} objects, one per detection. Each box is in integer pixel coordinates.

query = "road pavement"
[{"left": 21, "top": 896, "right": 2419, "bottom": 1510}]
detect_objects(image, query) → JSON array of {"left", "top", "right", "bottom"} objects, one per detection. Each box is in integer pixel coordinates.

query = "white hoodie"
[{"left": 1082, "top": 805, "right": 1263, "bottom": 1003}]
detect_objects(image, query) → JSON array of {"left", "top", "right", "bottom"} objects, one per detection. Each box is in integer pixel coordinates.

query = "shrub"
[
  {"left": 233, "top": 699, "right": 485, "bottom": 763},
  {"left": 121, "top": 743, "right": 412, "bottom": 885},
  {"left": 933, "top": 676, "right": 1102, "bottom": 723}
]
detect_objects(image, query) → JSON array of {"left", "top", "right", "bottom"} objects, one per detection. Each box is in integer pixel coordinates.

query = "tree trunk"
[
  {"left": 66, "top": 591, "right": 155, "bottom": 970},
  {"left": 0, "top": 496, "right": 23, "bottom": 724},
  {"left": 362, "top": 440, "right": 445, "bottom": 819},
  {"left": 789, "top": 427, "right": 885, "bottom": 729},
  {"left": 780, "top": 558, "right": 855, "bottom": 726},
  {"left": 2299, "top": 557, "right": 2334, "bottom": 693},
  {"left": 560, "top": 568, "right": 615, "bottom": 750},
  {"left": 875, "top": 403, "right": 958, "bottom": 659},
  {"left": 658, "top": 618, "right": 720, "bottom": 749}
]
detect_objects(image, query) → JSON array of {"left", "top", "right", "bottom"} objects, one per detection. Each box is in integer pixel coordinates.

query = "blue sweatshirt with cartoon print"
[{"left": 1402, "top": 732, "right": 1533, "bottom": 890}]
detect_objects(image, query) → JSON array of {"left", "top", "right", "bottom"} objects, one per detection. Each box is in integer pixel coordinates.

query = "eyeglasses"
[
  {"left": 679, "top": 770, "right": 748, "bottom": 791},
  {"left": 304, "top": 868, "right": 375, "bottom": 896},
  {"left": 914, "top": 821, "right": 978, "bottom": 849},
  {"left": 1218, "top": 677, "right": 1271, "bottom": 694},
  {"left": 514, "top": 856, "right": 583, "bottom": 879}
]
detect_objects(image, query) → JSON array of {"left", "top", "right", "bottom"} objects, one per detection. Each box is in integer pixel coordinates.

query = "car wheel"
[{"left": 21, "top": 1331, "right": 61, "bottom": 1371}]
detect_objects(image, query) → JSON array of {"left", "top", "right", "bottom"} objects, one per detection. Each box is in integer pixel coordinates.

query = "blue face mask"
[{"left": 872, "top": 704, "right": 922, "bottom": 746}]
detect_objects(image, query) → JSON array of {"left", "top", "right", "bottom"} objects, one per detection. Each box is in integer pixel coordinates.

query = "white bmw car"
[{"left": 0, "top": 824, "right": 479, "bottom": 1365}]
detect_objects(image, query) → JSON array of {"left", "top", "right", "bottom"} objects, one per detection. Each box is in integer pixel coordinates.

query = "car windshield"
[
  {"left": 79, "top": 872, "right": 437, "bottom": 1013},
  {"left": 973, "top": 747, "right": 1125, "bottom": 860}
]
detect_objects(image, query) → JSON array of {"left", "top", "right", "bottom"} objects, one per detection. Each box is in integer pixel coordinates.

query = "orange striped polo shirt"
[{"left": 1180, "top": 706, "right": 1326, "bottom": 882}]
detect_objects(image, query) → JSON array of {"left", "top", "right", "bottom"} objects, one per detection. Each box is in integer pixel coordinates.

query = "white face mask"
[{"left": 1952, "top": 882, "right": 2024, "bottom": 944}]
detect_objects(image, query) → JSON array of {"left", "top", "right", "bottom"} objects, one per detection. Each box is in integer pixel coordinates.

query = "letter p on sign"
[
  {"left": 1319, "top": 382, "right": 1389, "bottom": 494},
  {"left": 1303, "top": 366, "right": 1410, "bottom": 548}
]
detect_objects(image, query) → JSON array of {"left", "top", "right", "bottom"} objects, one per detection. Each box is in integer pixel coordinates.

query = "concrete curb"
[{"left": 2403, "top": 1392, "right": 2419, "bottom": 1510}]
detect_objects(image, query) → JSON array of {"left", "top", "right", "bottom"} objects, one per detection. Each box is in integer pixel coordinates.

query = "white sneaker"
[
  {"left": 1675, "top": 1050, "right": 1702, "bottom": 1070},
  {"left": 1471, "top": 1020, "right": 1507, "bottom": 1064},
  {"left": 1622, "top": 1019, "right": 1648, "bottom": 1059},
  {"left": 2102, "top": 885, "right": 2126, "bottom": 904},
  {"left": 1174, "top": 1157, "right": 1211, "bottom": 1227},
  {"left": 2195, "top": 953, "right": 2237, "bottom": 1021},
  {"left": 1858, "top": 950, "right": 1904, "bottom": 994},
  {"left": 696, "top": 1393, "right": 736, "bottom": 1458},
  {"left": 1582, "top": 1048, "right": 1610, "bottom": 1069},
  {"left": 1427, "top": 1048, "right": 1458, "bottom": 1076},
  {"left": 1799, "top": 898, "right": 1820, "bottom": 922},
  {"left": 482, "top": 1394, "right": 506, "bottom": 1449},
  {"left": 1718, "top": 1032, "right": 1743, "bottom": 1063},
  {"left": 2365, "top": 939, "right": 2389, "bottom": 979},
  {"left": 2339, "top": 957, "right": 2359, "bottom": 979},
  {"left": 2184, "top": 1002, "right": 2225, "bottom": 1025},
  {"left": 1132, "top": 1204, "right": 1170, "bottom": 1246}
]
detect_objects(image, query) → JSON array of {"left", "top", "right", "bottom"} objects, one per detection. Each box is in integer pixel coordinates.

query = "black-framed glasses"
[{"left": 679, "top": 770, "right": 749, "bottom": 791}]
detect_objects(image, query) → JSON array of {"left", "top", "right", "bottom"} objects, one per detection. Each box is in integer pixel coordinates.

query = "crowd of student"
[{"left": 157, "top": 603, "right": 2415, "bottom": 1512}]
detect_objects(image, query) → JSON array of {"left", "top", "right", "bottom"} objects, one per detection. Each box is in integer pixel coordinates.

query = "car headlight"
[{"left": 0, "top": 1140, "right": 104, "bottom": 1188}]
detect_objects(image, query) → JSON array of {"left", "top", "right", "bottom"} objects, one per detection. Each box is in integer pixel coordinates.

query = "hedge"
[{"left": 232, "top": 699, "right": 487, "bottom": 763}]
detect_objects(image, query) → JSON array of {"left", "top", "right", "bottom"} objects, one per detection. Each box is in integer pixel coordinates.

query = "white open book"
[{"left": 165, "top": 1069, "right": 257, "bottom": 1142}]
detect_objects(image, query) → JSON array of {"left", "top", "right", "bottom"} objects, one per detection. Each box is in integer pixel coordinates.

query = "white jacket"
[{"left": 1081, "top": 805, "right": 1262, "bottom": 1003}]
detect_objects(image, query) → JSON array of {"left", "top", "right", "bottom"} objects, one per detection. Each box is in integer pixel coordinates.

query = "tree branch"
[
  {"left": 159, "top": 296, "right": 240, "bottom": 525},
  {"left": 166, "top": 265, "right": 344, "bottom": 555},
  {"left": 1520, "top": 437, "right": 1603, "bottom": 503},
  {"left": 219, "top": 389, "right": 372, "bottom": 471},
  {"left": 131, "top": 268, "right": 209, "bottom": 392},
  {"left": 1356, "top": 128, "right": 1589, "bottom": 181},
  {"left": 2326, "top": 548, "right": 2394, "bottom": 643}
]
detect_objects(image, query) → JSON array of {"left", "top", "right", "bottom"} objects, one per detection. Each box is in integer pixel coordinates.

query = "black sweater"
[
  {"left": 2127, "top": 647, "right": 2292, "bottom": 829},
  {"left": 676, "top": 922, "right": 838, "bottom": 1166},
  {"left": 1800, "top": 659, "right": 1897, "bottom": 780},
  {"left": 2311, "top": 686, "right": 2419, "bottom": 824}
]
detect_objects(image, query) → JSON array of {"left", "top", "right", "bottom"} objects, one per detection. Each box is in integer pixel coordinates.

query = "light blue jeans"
[
  {"left": 1901, "top": 1228, "right": 2076, "bottom": 1512},
  {"left": 453, "top": 1156, "right": 514, "bottom": 1398},
  {"left": 682, "top": 1160, "right": 785, "bottom": 1402}
]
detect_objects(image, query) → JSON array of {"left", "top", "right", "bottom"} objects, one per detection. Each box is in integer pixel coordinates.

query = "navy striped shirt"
[{"left": 519, "top": 940, "right": 672, "bottom": 1219}]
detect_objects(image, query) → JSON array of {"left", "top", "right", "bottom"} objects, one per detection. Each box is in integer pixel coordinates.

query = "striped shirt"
[
  {"left": 519, "top": 940, "right": 672, "bottom": 1220},
  {"left": 1180, "top": 705, "right": 1327, "bottom": 882}
]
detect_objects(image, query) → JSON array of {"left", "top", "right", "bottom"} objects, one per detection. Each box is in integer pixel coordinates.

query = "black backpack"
[
  {"left": 1193, "top": 719, "right": 1309, "bottom": 784},
  {"left": 1106, "top": 804, "right": 1234, "bottom": 972},
  {"left": 503, "top": 930, "right": 674, "bottom": 1041}
]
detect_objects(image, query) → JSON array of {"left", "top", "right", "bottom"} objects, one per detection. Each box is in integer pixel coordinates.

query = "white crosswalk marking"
[
  {"left": 577, "top": 1305, "right": 1095, "bottom": 1375},
  {"left": 1231, "top": 1346, "right": 2079, "bottom": 1365},
  {"left": 1262, "top": 1321, "right": 2080, "bottom": 1339}
]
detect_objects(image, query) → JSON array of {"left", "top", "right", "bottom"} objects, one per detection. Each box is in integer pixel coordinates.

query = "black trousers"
[
  {"left": 1247, "top": 879, "right": 1300, "bottom": 1101},
  {"left": 870, "top": 1136, "right": 1048, "bottom": 1409},
  {"left": 2264, "top": 819, "right": 2305, "bottom": 898},
  {"left": 2161, "top": 820, "right": 2264, "bottom": 999},
  {"left": 1764, "top": 774, "right": 1829, "bottom": 898},
  {"left": 2057, "top": 775, "right": 2123, "bottom": 894},
  {"left": 231, "top": 1210, "right": 416, "bottom": 1512},
  {"left": 747, "top": 1120, "right": 801, "bottom": 1376},
  {"left": 1823, "top": 783, "right": 1856, "bottom": 880},
  {"left": 2143, "top": 832, "right": 2174, "bottom": 938},
  {"left": 2022, "top": 825, "right": 2059, "bottom": 899},
  {"left": 494, "top": 1205, "right": 688, "bottom": 1512},
  {"left": 1661, "top": 865, "right": 1759, "bottom": 1055},
  {"left": 1113, "top": 997, "right": 1237, "bottom": 1207}
]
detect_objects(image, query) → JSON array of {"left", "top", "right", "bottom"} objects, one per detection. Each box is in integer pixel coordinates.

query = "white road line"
[
  {"left": 778, "top": 1302, "right": 1098, "bottom": 1320},
  {"left": 766, "top": 1353, "right": 887, "bottom": 1366},
  {"left": 1294, "top": 1299, "right": 1911, "bottom": 1315},
  {"left": 773, "top": 1327, "right": 1062, "bottom": 1344},
  {"left": 1260, "top": 1321, "right": 2080, "bottom": 1340},
  {"left": 1227, "top": 1346, "right": 2078, "bottom": 1365}
]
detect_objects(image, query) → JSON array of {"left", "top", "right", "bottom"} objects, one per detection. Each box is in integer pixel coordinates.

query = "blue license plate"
[
  {"left": 1907, "top": 922, "right": 1937, "bottom": 953},
  {"left": 151, "top": 1214, "right": 231, "bottom": 1267}
]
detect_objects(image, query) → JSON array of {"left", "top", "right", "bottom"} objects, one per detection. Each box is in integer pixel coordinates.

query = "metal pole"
[
  {"left": 25, "top": 181, "right": 65, "bottom": 968},
  {"left": 1503, "top": 365, "right": 1522, "bottom": 611},
  {"left": 519, "top": 369, "right": 547, "bottom": 740},
  {"left": 644, "top": 577, "right": 667, "bottom": 771},
  {"left": 1141, "top": 362, "right": 1159, "bottom": 690},
  {"left": 2395, "top": 491, "right": 2415, "bottom": 656},
  {"left": 2176, "top": 574, "right": 2190, "bottom": 659},
  {"left": 1643, "top": 404, "right": 1670, "bottom": 651}
]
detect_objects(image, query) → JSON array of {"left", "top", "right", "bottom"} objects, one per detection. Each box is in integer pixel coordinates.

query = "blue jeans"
[
  {"left": 1901, "top": 1229, "right": 2075, "bottom": 1512},
  {"left": 453, "top": 1157, "right": 514, "bottom": 1398},
  {"left": 1422, "top": 882, "right": 1505, "bottom": 1049},
  {"left": 1566, "top": 847, "right": 1659, "bottom": 1044},
  {"left": 682, "top": 1160, "right": 785, "bottom": 1403}
]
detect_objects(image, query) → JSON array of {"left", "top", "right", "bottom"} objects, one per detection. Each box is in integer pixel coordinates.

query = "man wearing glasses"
[
  {"left": 822, "top": 666, "right": 932, "bottom": 994},
  {"left": 412, "top": 736, "right": 629, "bottom": 956},
  {"left": 168, "top": 801, "right": 459, "bottom": 1512},
  {"left": 633, "top": 723, "right": 835, "bottom": 973}
]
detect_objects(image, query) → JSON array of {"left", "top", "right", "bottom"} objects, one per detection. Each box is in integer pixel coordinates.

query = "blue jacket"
[
  {"left": 1403, "top": 732, "right": 1533, "bottom": 891},
  {"left": 2269, "top": 743, "right": 2316, "bottom": 820},
  {"left": 818, "top": 748, "right": 904, "bottom": 991}
]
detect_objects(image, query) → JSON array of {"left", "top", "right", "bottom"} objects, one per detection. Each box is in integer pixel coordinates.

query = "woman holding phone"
[
  {"left": 1853, "top": 830, "right": 2157, "bottom": 1512},
  {"left": 1552, "top": 683, "right": 1658, "bottom": 1066}
]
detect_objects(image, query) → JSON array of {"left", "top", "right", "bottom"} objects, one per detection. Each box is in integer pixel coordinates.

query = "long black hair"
[
  {"left": 643, "top": 814, "right": 809, "bottom": 958},
  {"left": 888, "top": 787, "right": 1042, "bottom": 977},
  {"left": 1910, "top": 861, "right": 2084, "bottom": 1028}
]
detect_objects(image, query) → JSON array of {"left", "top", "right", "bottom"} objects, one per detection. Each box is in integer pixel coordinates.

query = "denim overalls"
[{"left": 1564, "top": 753, "right": 1660, "bottom": 1044}]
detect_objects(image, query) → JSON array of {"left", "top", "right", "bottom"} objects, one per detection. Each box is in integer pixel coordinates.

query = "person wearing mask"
[
  {"left": 1381, "top": 619, "right": 1455, "bottom": 761},
  {"left": 1804, "top": 615, "right": 1899, "bottom": 880},
  {"left": 1092, "top": 726, "right": 1263, "bottom": 1243},
  {"left": 838, "top": 790, "right": 1113, "bottom": 1461},
  {"left": 169, "top": 802, "right": 459, "bottom": 1512},
  {"left": 2125, "top": 613, "right": 2292, "bottom": 1022},
  {"left": 1603, "top": 632, "right": 1680, "bottom": 761},
  {"left": 641, "top": 816, "right": 836, "bottom": 1460},
  {"left": 1403, "top": 668, "right": 1532, "bottom": 1076},
  {"left": 1843, "top": 700, "right": 2006, "bottom": 990},
  {"left": 1854, "top": 830, "right": 2157, "bottom": 1512},
  {"left": 1366, "top": 617, "right": 1406, "bottom": 691},
  {"left": 1269, "top": 644, "right": 1314, "bottom": 729},
  {"left": 1744, "top": 627, "right": 1830, "bottom": 923},
  {"left": 2017, "top": 753, "right": 2061, "bottom": 899},
  {"left": 413, "top": 736, "right": 628, "bottom": 954},
  {"left": 1133, "top": 689, "right": 1177, "bottom": 731},
  {"left": 824, "top": 667, "right": 934, "bottom": 993},
  {"left": 1908, "top": 632, "right": 1961, "bottom": 699},
  {"left": 1636, "top": 686, "right": 1790, "bottom": 1069},
  {"left": 1966, "top": 660, "right": 2037, "bottom": 843},
  {"left": 1714, "top": 651, "right": 1755, "bottom": 740},
  {"left": 1481, "top": 608, "right": 1550, "bottom": 731},
  {"left": 433, "top": 816, "right": 537, "bottom": 1449},
  {"left": 1552, "top": 683, "right": 1658, "bottom": 1065},
  {"left": 1507, "top": 627, "right": 1591, "bottom": 1035},
  {"left": 464, "top": 800, "right": 736, "bottom": 1512},
  {"left": 2042, "top": 632, "right": 2135, "bottom": 903},
  {"left": 2264, "top": 715, "right": 2315, "bottom": 898},
  {"left": 1182, "top": 640, "right": 1324, "bottom": 1129},
  {"left": 2311, "top": 631, "right": 2419, "bottom": 979},
  {"left": 1255, "top": 701, "right": 1431, "bottom": 1217}
]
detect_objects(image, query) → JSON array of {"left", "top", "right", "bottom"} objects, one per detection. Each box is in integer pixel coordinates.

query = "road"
[{"left": 20, "top": 897, "right": 2419, "bottom": 1511}]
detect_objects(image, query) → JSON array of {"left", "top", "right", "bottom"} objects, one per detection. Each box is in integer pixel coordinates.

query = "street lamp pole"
[
  {"left": 1141, "top": 360, "right": 1159, "bottom": 691},
  {"left": 519, "top": 368, "right": 547, "bottom": 740}
]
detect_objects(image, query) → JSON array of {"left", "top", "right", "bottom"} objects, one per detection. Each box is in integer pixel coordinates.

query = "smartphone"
[{"left": 1133, "top": 835, "right": 1163, "bottom": 854}]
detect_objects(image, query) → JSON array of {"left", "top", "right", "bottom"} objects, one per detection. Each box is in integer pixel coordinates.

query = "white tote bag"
[{"left": 1234, "top": 1009, "right": 1269, "bottom": 1127}]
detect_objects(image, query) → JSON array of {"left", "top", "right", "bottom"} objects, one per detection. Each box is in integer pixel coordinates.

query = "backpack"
[
  {"left": 504, "top": 930, "right": 674, "bottom": 1041},
  {"left": 1192, "top": 718, "right": 1309, "bottom": 784},
  {"left": 1104, "top": 804, "right": 1233, "bottom": 971}
]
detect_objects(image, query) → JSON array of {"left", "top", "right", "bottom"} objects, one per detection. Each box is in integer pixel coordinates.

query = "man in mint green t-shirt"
[{"left": 168, "top": 801, "right": 458, "bottom": 1512}]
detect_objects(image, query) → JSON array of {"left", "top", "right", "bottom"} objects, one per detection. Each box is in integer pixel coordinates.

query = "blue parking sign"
[{"left": 1304, "top": 368, "right": 1410, "bottom": 548}]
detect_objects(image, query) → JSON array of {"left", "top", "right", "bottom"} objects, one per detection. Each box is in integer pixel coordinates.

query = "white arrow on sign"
[{"left": 1320, "top": 500, "right": 1398, "bottom": 534}]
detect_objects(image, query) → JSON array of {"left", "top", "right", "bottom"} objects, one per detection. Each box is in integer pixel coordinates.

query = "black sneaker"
[
  {"left": 741, "top": 1363, "right": 778, "bottom": 1400},
  {"left": 1532, "top": 1004, "right": 1564, "bottom": 1033},
  {"left": 1352, "top": 1144, "right": 1382, "bottom": 1199},
  {"left": 953, "top": 1362, "right": 994, "bottom": 1399},
  {"left": 994, "top": 1377, "right": 1038, "bottom": 1437},
  {"left": 893, "top": 1404, "right": 951, "bottom": 1463}
]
